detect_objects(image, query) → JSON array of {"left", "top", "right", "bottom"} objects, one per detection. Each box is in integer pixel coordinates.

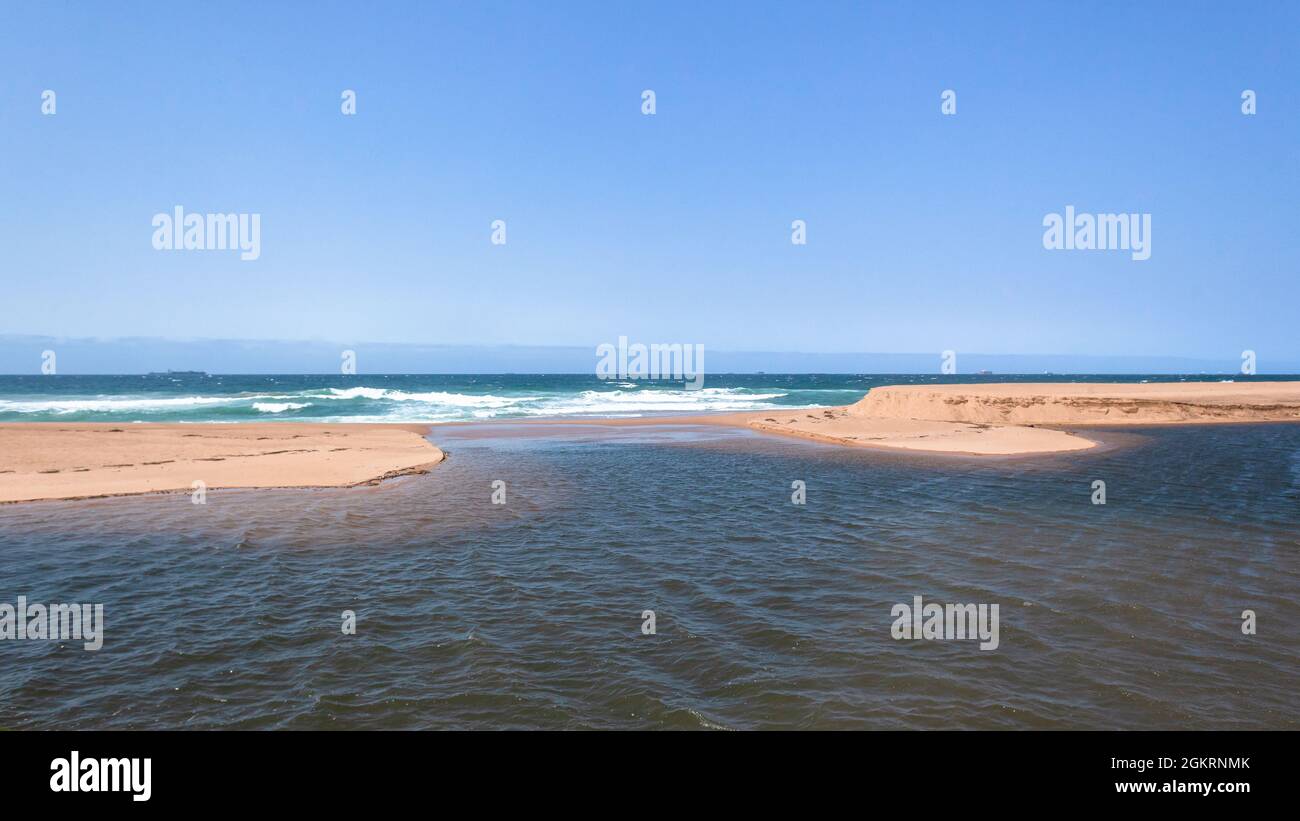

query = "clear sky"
[{"left": 1, "top": 1, "right": 1297, "bottom": 363}]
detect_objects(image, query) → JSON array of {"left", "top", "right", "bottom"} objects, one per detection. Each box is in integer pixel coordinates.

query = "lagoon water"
[{"left": 1, "top": 383, "right": 1297, "bottom": 728}]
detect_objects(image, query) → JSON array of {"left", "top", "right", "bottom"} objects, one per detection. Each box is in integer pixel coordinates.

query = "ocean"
[
  {"left": 1, "top": 374, "right": 1298, "bottom": 729},
  {"left": 0, "top": 372, "right": 1290, "bottom": 424}
]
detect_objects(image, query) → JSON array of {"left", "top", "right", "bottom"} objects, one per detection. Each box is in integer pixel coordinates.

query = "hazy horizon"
[{"left": 2, "top": 333, "right": 1296, "bottom": 375}]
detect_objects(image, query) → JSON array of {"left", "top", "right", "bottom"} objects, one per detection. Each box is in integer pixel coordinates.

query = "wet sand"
[{"left": 508, "top": 409, "right": 1095, "bottom": 455}]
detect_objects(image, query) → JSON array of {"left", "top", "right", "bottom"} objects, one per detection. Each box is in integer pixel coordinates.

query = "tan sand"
[
  {"left": 735, "top": 409, "right": 1096, "bottom": 455},
  {"left": 850, "top": 381, "right": 1300, "bottom": 426},
  {"left": 727, "top": 381, "right": 1300, "bottom": 455},
  {"left": 3, "top": 382, "right": 1297, "bottom": 502},
  {"left": 0, "top": 423, "right": 443, "bottom": 504},
  {"left": 509, "top": 381, "right": 1300, "bottom": 457}
]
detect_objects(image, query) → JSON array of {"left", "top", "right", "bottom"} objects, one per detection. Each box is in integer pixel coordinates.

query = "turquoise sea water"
[{"left": 0, "top": 373, "right": 1291, "bottom": 423}]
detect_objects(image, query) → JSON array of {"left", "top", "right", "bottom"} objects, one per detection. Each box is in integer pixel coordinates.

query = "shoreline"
[
  {"left": 459, "top": 412, "right": 1100, "bottom": 456},
  {"left": 453, "top": 381, "right": 1300, "bottom": 455},
  {"left": 2, "top": 381, "right": 1299, "bottom": 503}
]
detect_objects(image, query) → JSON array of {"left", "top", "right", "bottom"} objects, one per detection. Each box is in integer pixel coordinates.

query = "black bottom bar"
[{"left": 2, "top": 730, "right": 1285, "bottom": 807}]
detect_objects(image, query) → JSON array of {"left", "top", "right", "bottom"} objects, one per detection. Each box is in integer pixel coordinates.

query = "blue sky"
[{"left": 1, "top": 1, "right": 1297, "bottom": 365}]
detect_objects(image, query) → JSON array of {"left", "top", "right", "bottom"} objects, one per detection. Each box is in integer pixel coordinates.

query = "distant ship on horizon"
[{"left": 145, "top": 370, "right": 207, "bottom": 376}]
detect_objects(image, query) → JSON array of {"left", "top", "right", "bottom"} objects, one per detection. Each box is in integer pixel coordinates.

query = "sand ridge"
[{"left": 849, "top": 381, "right": 1300, "bottom": 426}]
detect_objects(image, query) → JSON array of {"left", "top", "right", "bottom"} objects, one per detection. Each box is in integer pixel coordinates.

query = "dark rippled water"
[{"left": 1, "top": 422, "right": 1298, "bottom": 729}]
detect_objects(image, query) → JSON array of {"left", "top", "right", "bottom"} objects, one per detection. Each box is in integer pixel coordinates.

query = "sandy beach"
[
  {"left": 722, "top": 381, "right": 1300, "bottom": 455},
  {"left": 848, "top": 381, "right": 1300, "bottom": 425},
  {"left": 0, "top": 423, "right": 444, "bottom": 504},
  {"left": 518, "top": 381, "right": 1300, "bottom": 456},
  {"left": 2, "top": 382, "right": 1299, "bottom": 502}
]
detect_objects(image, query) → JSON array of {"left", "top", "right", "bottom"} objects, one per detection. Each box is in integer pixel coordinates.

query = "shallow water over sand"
[{"left": 1, "top": 423, "right": 1297, "bottom": 729}]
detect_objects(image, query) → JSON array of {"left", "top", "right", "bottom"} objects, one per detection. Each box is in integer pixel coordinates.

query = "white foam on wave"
[
  {"left": 0, "top": 385, "right": 804, "bottom": 422},
  {"left": 323, "top": 387, "right": 523, "bottom": 407},
  {"left": 0, "top": 395, "right": 278, "bottom": 414},
  {"left": 309, "top": 386, "right": 800, "bottom": 423},
  {"left": 516, "top": 388, "right": 790, "bottom": 417},
  {"left": 253, "top": 402, "right": 312, "bottom": 413}
]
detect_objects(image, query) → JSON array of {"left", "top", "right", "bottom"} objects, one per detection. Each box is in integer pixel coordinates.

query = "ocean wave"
[
  {"left": 252, "top": 402, "right": 312, "bottom": 413},
  {"left": 515, "top": 388, "right": 792, "bottom": 417},
  {"left": 586, "top": 388, "right": 786, "bottom": 403},
  {"left": 0, "top": 395, "right": 273, "bottom": 414},
  {"left": 0, "top": 384, "right": 803, "bottom": 422},
  {"left": 326, "top": 386, "right": 795, "bottom": 419},
  {"left": 301, "top": 386, "right": 800, "bottom": 422},
  {"left": 322, "top": 387, "right": 523, "bottom": 407}
]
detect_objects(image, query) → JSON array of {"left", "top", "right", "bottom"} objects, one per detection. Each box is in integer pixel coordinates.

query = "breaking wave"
[{"left": 0, "top": 378, "right": 821, "bottom": 423}]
